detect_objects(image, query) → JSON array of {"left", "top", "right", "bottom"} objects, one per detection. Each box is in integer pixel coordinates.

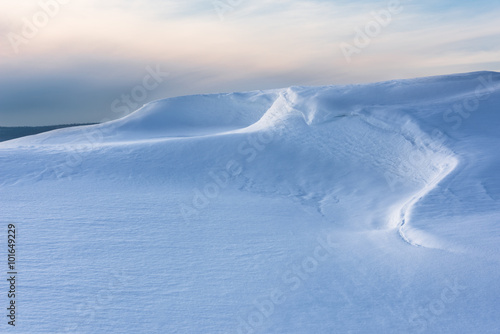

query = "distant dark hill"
[{"left": 0, "top": 124, "right": 98, "bottom": 142}]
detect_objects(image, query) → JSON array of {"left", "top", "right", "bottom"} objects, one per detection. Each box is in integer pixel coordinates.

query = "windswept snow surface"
[{"left": 1, "top": 72, "right": 499, "bottom": 333}]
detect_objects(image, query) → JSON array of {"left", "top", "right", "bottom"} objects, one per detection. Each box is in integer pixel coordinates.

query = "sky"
[{"left": 1, "top": 0, "right": 499, "bottom": 126}]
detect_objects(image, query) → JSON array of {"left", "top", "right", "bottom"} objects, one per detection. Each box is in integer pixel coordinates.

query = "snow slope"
[{"left": 0, "top": 71, "right": 499, "bottom": 333}]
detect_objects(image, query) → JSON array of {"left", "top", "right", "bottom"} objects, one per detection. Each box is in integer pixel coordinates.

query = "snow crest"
[{"left": 1, "top": 71, "right": 500, "bottom": 333}]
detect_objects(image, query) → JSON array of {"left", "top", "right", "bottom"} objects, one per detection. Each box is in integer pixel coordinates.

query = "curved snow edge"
[{"left": 396, "top": 156, "right": 459, "bottom": 248}]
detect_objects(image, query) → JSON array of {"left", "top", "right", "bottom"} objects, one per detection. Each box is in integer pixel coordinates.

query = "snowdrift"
[{"left": 0, "top": 71, "right": 499, "bottom": 333}]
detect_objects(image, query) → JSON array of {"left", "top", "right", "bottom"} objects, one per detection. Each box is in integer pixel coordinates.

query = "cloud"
[{"left": 0, "top": 0, "right": 499, "bottom": 125}]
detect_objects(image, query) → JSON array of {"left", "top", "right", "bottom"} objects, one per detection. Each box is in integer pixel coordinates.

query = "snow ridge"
[
  {"left": 396, "top": 156, "right": 459, "bottom": 248},
  {"left": 1, "top": 72, "right": 500, "bottom": 333}
]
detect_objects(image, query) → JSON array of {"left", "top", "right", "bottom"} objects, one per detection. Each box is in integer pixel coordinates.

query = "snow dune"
[{"left": 0, "top": 71, "right": 499, "bottom": 333}]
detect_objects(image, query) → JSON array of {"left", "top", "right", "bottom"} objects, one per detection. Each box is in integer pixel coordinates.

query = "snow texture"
[{"left": 0, "top": 71, "right": 499, "bottom": 333}]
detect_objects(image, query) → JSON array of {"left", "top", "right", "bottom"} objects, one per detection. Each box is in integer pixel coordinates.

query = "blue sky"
[{"left": 1, "top": 0, "right": 499, "bottom": 125}]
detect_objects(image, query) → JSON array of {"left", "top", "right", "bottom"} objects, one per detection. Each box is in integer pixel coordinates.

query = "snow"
[{"left": 0, "top": 71, "right": 499, "bottom": 333}]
